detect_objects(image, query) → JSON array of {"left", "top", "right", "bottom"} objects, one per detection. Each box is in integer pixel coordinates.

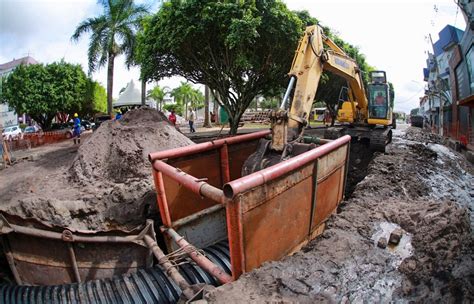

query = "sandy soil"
[
  {"left": 206, "top": 126, "right": 474, "bottom": 303},
  {"left": 0, "top": 108, "right": 193, "bottom": 232}
]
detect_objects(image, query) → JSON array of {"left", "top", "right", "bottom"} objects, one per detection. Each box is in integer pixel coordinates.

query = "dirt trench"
[{"left": 205, "top": 126, "right": 474, "bottom": 303}]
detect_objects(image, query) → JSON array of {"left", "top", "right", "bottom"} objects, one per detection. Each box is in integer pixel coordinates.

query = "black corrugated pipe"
[{"left": 0, "top": 241, "right": 230, "bottom": 304}]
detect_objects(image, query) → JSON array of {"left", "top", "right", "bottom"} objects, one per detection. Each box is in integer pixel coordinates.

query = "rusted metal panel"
[
  {"left": 316, "top": 145, "right": 347, "bottom": 178},
  {"left": 163, "top": 150, "right": 222, "bottom": 222},
  {"left": 233, "top": 164, "right": 314, "bottom": 272},
  {"left": 241, "top": 176, "right": 313, "bottom": 271},
  {"left": 312, "top": 167, "right": 344, "bottom": 229},
  {"left": 6, "top": 233, "right": 151, "bottom": 285},
  {"left": 166, "top": 205, "right": 228, "bottom": 252},
  {"left": 227, "top": 140, "right": 260, "bottom": 181}
]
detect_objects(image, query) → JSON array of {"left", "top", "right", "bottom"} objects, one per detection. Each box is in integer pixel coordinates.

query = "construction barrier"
[
  {"left": 5, "top": 131, "right": 72, "bottom": 152},
  {"left": 149, "top": 130, "right": 351, "bottom": 280}
]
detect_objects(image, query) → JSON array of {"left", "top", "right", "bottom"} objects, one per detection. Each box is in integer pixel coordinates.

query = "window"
[{"left": 466, "top": 45, "right": 474, "bottom": 94}]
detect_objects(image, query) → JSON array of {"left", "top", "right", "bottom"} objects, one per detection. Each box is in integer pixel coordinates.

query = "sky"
[{"left": 0, "top": 0, "right": 467, "bottom": 113}]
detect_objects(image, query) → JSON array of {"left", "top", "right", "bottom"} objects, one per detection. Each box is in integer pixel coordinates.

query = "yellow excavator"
[{"left": 243, "top": 25, "right": 394, "bottom": 173}]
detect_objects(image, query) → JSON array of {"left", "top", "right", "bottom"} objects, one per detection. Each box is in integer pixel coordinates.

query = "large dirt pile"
[
  {"left": 206, "top": 126, "right": 474, "bottom": 303},
  {"left": 70, "top": 108, "right": 193, "bottom": 183},
  {"left": 0, "top": 108, "right": 194, "bottom": 232}
]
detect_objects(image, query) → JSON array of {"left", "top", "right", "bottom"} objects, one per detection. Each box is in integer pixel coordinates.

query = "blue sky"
[{"left": 0, "top": 0, "right": 466, "bottom": 113}]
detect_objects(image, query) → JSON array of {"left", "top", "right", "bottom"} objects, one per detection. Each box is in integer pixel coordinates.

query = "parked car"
[
  {"left": 2, "top": 125, "right": 22, "bottom": 140},
  {"left": 80, "top": 120, "right": 95, "bottom": 130},
  {"left": 24, "top": 125, "right": 42, "bottom": 134}
]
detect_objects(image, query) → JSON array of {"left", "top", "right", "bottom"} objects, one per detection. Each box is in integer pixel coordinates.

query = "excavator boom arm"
[{"left": 282, "top": 25, "right": 367, "bottom": 142}]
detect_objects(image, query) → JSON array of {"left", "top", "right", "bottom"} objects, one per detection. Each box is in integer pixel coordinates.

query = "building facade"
[
  {"left": 0, "top": 56, "right": 39, "bottom": 128},
  {"left": 448, "top": 0, "right": 474, "bottom": 149}
]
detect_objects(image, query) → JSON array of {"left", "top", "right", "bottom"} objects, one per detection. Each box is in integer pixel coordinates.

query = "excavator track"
[{"left": 369, "top": 128, "right": 392, "bottom": 152}]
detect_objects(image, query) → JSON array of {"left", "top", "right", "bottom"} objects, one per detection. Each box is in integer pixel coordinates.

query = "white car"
[{"left": 2, "top": 125, "right": 23, "bottom": 140}]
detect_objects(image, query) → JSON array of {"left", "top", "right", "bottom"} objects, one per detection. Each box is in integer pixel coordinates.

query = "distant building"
[
  {"left": 423, "top": 25, "right": 464, "bottom": 135},
  {"left": 448, "top": 0, "right": 474, "bottom": 150},
  {"left": 420, "top": 2, "right": 474, "bottom": 154},
  {"left": 0, "top": 56, "right": 39, "bottom": 127}
]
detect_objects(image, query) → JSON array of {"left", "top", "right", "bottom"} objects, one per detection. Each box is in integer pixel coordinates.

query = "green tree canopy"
[
  {"left": 72, "top": 0, "right": 147, "bottom": 115},
  {"left": 139, "top": 0, "right": 302, "bottom": 134},
  {"left": 82, "top": 80, "right": 107, "bottom": 115},
  {"left": 2, "top": 61, "right": 87, "bottom": 129}
]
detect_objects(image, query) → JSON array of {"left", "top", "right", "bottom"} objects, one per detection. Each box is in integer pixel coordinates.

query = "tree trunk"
[
  {"left": 141, "top": 79, "right": 146, "bottom": 106},
  {"left": 185, "top": 99, "right": 188, "bottom": 120},
  {"left": 228, "top": 113, "right": 241, "bottom": 135},
  {"left": 107, "top": 53, "right": 115, "bottom": 116},
  {"left": 212, "top": 90, "right": 220, "bottom": 124},
  {"left": 203, "top": 86, "right": 211, "bottom": 128}
]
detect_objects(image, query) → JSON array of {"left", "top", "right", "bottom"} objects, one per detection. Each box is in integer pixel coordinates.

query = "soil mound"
[
  {"left": 0, "top": 108, "right": 194, "bottom": 232},
  {"left": 71, "top": 107, "right": 193, "bottom": 183}
]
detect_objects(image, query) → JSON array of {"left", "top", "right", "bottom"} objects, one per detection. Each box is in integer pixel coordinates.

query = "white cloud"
[{"left": 0, "top": 0, "right": 466, "bottom": 110}]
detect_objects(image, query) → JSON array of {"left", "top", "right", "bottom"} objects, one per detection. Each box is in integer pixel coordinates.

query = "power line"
[{"left": 395, "top": 87, "right": 425, "bottom": 105}]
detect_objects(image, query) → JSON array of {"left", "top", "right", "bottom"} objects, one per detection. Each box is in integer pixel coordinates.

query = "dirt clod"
[
  {"left": 389, "top": 228, "right": 403, "bottom": 245},
  {"left": 378, "top": 237, "right": 388, "bottom": 249}
]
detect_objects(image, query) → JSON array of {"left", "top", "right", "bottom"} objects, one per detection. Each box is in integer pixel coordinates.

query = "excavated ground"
[
  {"left": 205, "top": 126, "right": 474, "bottom": 303},
  {"left": 0, "top": 108, "right": 193, "bottom": 232}
]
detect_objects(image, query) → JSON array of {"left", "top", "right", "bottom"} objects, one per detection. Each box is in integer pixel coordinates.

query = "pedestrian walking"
[
  {"left": 188, "top": 108, "right": 196, "bottom": 133},
  {"left": 168, "top": 110, "right": 177, "bottom": 126},
  {"left": 73, "top": 113, "right": 82, "bottom": 145}
]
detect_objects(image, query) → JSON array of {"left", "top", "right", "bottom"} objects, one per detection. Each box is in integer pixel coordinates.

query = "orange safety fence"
[{"left": 5, "top": 131, "right": 71, "bottom": 152}]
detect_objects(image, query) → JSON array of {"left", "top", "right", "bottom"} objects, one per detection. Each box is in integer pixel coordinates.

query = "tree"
[
  {"left": 148, "top": 85, "right": 169, "bottom": 110},
  {"left": 82, "top": 80, "right": 107, "bottom": 115},
  {"left": 71, "top": 0, "right": 147, "bottom": 115},
  {"left": 2, "top": 61, "right": 87, "bottom": 129},
  {"left": 139, "top": 0, "right": 302, "bottom": 134},
  {"left": 171, "top": 82, "right": 203, "bottom": 119}
]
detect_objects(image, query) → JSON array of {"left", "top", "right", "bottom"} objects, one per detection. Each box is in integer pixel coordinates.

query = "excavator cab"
[{"left": 367, "top": 71, "right": 392, "bottom": 125}]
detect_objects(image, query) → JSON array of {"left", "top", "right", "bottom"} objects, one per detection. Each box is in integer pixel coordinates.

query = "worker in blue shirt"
[{"left": 73, "top": 113, "right": 82, "bottom": 145}]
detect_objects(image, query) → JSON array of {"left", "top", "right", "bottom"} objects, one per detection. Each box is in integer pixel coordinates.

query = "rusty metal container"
[
  {"left": 0, "top": 216, "right": 154, "bottom": 285},
  {"left": 149, "top": 130, "right": 351, "bottom": 280}
]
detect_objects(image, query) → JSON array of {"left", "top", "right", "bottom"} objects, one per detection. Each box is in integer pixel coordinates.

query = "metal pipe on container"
[
  {"left": 220, "top": 144, "right": 230, "bottom": 184},
  {"left": 223, "top": 135, "right": 351, "bottom": 199},
  {"left": 152, "top": 160, "right": 225, "bottom": 204},
  {"left": 162, "top": 227, "right": 233, "bottom": 284},
  {"left": 153, "top": 170, "right": 172, "bottom": 226},
  {"left": 142, "top": 235, "right": 195, "bottom": 300},
  {"left": 148, "top": 130, "right": 270, "bottom": 162},
  {"left": 67, "top": 243, "right": 81, "bottom": 283},
  {"left": 7, "top": 224, "right": 143, "bottom": 244}
]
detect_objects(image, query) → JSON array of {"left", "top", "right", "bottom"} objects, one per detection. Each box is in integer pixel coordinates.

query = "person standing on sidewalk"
[{"left": 188, "top": 108, "right": 196, "bottom": 133}]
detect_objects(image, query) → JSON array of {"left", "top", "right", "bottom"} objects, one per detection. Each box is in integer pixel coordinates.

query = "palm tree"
[
  {"left": 148, "top": 85, "right": 169, "bottom": 111},
  {"left": 171, "top": 82, "right": 196, "bottom": 119},
  {"left": 71, "top": 0, "right": 147, "bottom": 115}
]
